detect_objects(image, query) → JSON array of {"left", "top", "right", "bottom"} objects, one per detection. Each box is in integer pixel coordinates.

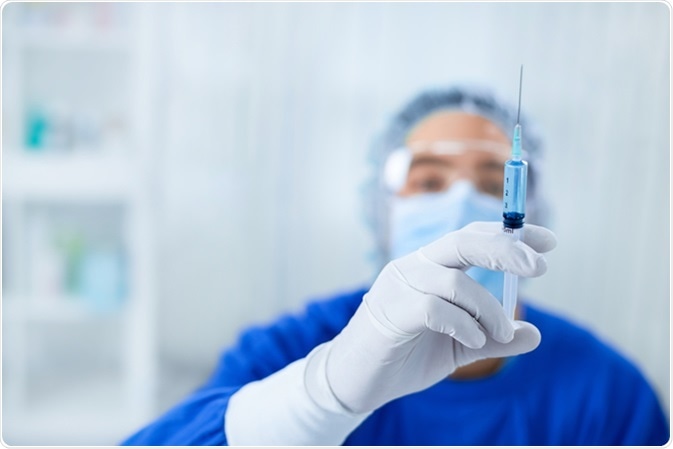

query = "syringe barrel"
[{"left": 502, "top": 159, "right": 528, "bottom": 229}]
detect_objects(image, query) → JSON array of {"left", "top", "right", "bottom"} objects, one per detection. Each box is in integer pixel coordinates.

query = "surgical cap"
[{"left": 362, "top": 84, "right": 547, "bottom": 269}]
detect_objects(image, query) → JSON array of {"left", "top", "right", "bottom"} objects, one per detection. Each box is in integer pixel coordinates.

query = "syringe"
[{"left": 502, "top": 65, "right": 528, "bottom": 321}]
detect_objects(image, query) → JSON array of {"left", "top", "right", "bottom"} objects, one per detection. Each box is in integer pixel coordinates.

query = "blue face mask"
[{"left": 389, "top": 181, "right": 505, "bottom": 303}]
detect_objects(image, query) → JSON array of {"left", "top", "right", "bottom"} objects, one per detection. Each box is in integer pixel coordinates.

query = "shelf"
[
  {"left": 3, "top": 294, "right": 127, "bottom": 323},
  {"left": 2, "top": 5, "right": 159, "bottom": 445},
  {"left": 2, "top": 152, "right": 140, "bottom": 201}
]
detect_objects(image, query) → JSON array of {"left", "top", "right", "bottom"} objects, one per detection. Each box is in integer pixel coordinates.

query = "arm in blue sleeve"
[
  {"left": 120, "top": 289, "right": 364, "bottom": 446},
  {"left": 121, "top": 387, "right": 238, "bottom": 445}
]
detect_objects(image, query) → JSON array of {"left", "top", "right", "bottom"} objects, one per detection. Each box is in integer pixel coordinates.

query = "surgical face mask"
[{"left": 389, "top": 181, "right": 505, "bottom": 302}]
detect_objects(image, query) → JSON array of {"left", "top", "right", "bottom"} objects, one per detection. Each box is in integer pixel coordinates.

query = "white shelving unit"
[{"left": 2, "top": 4, "right": 158, "bottom": 445}]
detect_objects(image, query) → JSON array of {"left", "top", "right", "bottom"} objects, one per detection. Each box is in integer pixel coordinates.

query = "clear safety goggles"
[{"left": 383, "top": 139, "right": 527, "bottom": 194}]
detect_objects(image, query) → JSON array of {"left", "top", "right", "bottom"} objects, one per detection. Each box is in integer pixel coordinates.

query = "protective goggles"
[{"left": 383, "top": 139, "right": 526, "bottom": 195}]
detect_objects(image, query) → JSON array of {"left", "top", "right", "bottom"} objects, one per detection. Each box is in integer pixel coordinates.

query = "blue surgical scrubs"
[{"left": 121, "top": 287, "right": 670, "bottom": 446}]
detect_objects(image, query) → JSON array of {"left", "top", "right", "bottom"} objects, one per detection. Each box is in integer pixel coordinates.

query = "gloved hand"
[
  {"left": 305, "top": 221, "right": 556, "bottom": 414},
  {"left": 226, "top": 221, "right": 556, "bottom": 445}
]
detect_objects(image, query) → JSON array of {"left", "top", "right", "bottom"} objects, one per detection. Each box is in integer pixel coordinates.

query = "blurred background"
[{"left": 1, "top": 2, "right": 669, "bottom": 445}]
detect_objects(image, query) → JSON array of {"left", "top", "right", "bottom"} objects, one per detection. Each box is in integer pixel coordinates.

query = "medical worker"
[{"left": 121, "top": 86, "right": 669, "bottom": 446}]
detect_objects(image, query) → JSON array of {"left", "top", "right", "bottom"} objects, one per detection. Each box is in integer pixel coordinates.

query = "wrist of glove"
[
  {"left": 226, "top": 352, "right": 370, "bottom": 446},
  {"left": 309, "top": 221, "right": 557, "bottom": 414}
]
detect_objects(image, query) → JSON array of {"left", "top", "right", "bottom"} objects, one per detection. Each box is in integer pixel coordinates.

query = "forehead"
[
  {"left": 409, "top": 148, "right": 508, "bottom": 169},
  {"left": 405, "top": 111, "right": 509, "bottom": 145}
]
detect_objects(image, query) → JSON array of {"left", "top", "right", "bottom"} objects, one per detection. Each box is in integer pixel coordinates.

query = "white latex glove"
[
  {"left": 306, "top": 221, "right": 557, "bottom": 414},
  {"left": 226, "top": 221, "right": 556, "bottom": 445}
]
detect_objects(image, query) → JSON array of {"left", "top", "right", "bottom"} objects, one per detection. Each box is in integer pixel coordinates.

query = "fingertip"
[
  {"left": 532, "top": 254, "right": 548, "bottom": 277},
  {"left": 542, "top": 232, "right": 558, "bottom": 252},
  {"left": 523, "top": 225, "right": 558, "bottom": 253},
  {"left": 512, "top": 320, "right": 542, "bottom": 345}
]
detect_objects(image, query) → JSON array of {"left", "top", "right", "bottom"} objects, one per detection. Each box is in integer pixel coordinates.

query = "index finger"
[
  {"left": 419, "top": 222, "right": 552, "bottom": 276},
  {"left": 463, "top": 222, "right": 557, "bottom": 253}
]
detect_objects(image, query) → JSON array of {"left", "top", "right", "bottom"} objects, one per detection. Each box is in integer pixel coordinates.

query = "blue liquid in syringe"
[
  {"left": 502, "top": 121, "right": 528, "bottom": 229},
  {"left": 503, "top": 159, "right": 528, "bottom": 229}
]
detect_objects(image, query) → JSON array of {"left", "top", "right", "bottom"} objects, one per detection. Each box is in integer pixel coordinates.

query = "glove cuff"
[{"left": 225, "top": 348, "right": 370, "bottom": 445}]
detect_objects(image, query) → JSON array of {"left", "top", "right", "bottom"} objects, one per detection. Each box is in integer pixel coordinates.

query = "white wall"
[{"left": 147, "top": 2, "right": 670, "bottom": 414}]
